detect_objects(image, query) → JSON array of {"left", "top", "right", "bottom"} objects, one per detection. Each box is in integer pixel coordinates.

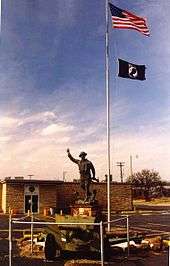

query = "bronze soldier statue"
[{"left": 67, "top": 148, "right": 98, "bottom": 202}]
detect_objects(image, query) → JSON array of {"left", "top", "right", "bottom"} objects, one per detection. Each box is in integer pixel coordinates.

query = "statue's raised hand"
[{"left": 67, "top": 148, "right": 70, "bottom": 153}]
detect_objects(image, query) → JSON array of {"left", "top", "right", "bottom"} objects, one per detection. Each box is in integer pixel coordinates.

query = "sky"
[{"left": 0, "top": 0, "right": 170, "bottom": 181}]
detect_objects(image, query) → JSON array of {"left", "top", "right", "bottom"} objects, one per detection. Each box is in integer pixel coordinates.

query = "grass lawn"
[{"left": 133, "top": 197, "right": 170, "bottom": 206}]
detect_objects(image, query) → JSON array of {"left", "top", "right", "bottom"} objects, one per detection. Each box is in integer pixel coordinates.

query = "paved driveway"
[{"left": 110, "top": 212, "right": 170, "bottom": 235}]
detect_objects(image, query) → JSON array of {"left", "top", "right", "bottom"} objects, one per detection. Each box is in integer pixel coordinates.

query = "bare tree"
[{"left": 127, "top": 169, "right": 163, "bottom": 201}]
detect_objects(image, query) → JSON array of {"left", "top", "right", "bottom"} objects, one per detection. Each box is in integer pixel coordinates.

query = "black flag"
[{"left": 118, "top": 59, "right": 146, "bottom": 80}]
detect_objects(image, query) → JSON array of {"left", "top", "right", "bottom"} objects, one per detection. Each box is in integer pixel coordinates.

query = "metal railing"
[{"left": 8, "top": 213, "right": 130, "bottom": 266}]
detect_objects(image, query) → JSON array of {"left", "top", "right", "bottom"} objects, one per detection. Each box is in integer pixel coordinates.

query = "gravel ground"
[
  {"left": 0, "top": 238, "right": 168, "bottom": 266},
  {"left": 0, "top": 253, "right": 168, "bottom": 266}
]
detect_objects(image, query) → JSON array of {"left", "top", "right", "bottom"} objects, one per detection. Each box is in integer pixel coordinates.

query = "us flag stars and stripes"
[{"left": 109, "top": 3, "right": 150, "bottom": 36}]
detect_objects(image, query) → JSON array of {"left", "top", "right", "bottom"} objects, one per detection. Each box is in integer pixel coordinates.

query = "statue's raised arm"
[{"left": 67, "top": 148, "right": 79, "bottom": 164}]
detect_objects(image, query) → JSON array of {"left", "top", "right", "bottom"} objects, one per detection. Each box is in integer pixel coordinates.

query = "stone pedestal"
[{"left": 70, "top": 203, "right": 99, "bottom": 217}]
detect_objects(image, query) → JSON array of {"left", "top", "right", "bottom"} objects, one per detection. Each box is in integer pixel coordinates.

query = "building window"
[{"left": 24, "top": 185, "right": 39, "bottom": 213}]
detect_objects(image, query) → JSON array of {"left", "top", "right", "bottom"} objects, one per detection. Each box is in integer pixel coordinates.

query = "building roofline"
[{"left": 1, "top": 179, "right": 64, "bottom": 185}]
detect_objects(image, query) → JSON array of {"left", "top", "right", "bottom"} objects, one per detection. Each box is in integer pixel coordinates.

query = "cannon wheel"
[{"left": 45, "top": 233, "right": 61, "bottom": 260}]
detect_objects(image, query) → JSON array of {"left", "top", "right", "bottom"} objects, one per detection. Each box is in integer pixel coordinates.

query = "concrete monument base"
[{"left": 70, "top": 203, "right": 99, "bottom": 217}]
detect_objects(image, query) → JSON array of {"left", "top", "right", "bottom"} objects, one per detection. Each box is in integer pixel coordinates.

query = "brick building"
[{"left": 0, "top": 178, "right": 133, "bottom": 214}]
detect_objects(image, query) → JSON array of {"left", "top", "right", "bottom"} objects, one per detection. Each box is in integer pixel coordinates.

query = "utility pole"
[
  {"left": 28, "top": 174, "right": 34, "bottom": 180},
  {"left": 63, "top": 171, "right": 67, "bottom": 182},
  {"left": 117, "top": 162, "right": 125, "bottom": 183},
  {"left": 130, "top": 155, "right": 133, "bottom": 178}
]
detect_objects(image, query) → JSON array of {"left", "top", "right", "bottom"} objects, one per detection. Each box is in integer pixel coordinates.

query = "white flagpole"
[
  {"left": 0, "top": 0, "right": 1, "bottom": 33},
  {"left": 105, "top": 0, "right": 111, "bottom": 232}
]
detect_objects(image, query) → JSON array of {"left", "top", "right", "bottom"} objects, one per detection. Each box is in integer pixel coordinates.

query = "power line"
[{"left": 116, "top": 162, "right": 125, "bottom": 183}]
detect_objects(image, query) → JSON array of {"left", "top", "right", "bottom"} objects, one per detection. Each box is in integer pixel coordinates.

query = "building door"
[
  {"left": 24, "top": 185, "right": 39, "bottom": 213},
  {"left": 32, "top": 195, "right": 38, "bottom": 212},
  {"left": 25, "top": 195, "right": 39, "bottom": 213},
  {"left": 25, "top": 195, "right": 31, "bottom": 213}
]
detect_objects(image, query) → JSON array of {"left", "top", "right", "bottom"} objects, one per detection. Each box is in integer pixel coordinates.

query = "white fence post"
[
  {"left": 168, "top": 237, "right": 170, "bottom": 266},
  {"left": 31, "top": 212, "right": 34, "bottom": 255},
  {"left": 9, "top": 209, "right": 12, "bottom": 266},
  {"left": 126, "top": 215, "right": 130, "bottom": 257},
  {"left": 100, "top": 221, "right": 104, "bottom": 266}
]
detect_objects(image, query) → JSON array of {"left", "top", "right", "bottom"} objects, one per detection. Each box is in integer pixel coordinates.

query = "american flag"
[{"left": 109, "top": 3, "right": 150, "bottom": 36}]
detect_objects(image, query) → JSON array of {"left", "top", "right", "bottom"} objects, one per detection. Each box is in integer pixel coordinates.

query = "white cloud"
[
  {"left": 0, "top": 93, "right": 169, "bottom": 181},
  {"left": 0, "top": 116, "right": 169, "bottom": 181},
  {"left": 0, "top": 136, "right": 11, "bottom": 143},
  {"left": 55, "top": 137, "right": 70, "bottom": 143},
  {"left": 22, "top": 111, "right": 56, "bottom": 124},
  {"left": 41, "top": 123, "right": 74, "bottom": 136},
  {"left": 0, "top": 116, "right": 22, "bottom": 128}
]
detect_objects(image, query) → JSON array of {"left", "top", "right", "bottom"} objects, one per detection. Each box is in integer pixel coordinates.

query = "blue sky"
[{"left": 0, "top": 0, "right": 170, "bottom": 181}]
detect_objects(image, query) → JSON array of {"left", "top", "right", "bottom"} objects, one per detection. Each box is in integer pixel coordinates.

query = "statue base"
[{"left": 70, "top": 203, "right": 99, "bottom": 217}]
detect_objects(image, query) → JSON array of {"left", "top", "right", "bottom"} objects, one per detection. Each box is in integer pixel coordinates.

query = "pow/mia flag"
[{"left": 118, "top": 59, "right": 146, "bottom": 80}]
